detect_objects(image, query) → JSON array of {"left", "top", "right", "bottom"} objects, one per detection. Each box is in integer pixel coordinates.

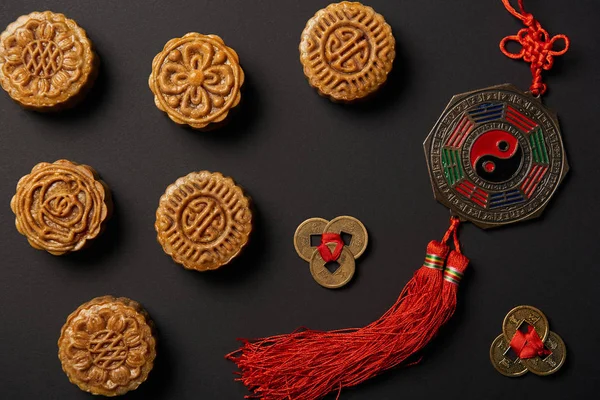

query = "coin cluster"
[
  {"left": 490, "top": 305, "right": 566, "bottom": 377},
  {"left": 294, "top": 216, "right": 368, "bottom": 289}
]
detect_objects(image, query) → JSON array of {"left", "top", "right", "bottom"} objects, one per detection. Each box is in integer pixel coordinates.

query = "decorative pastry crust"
[
  {"left": 10, "top": 160, "right": 111, "bottom": 255},
  {"left": 0, "top": 11, "right": 97, "bottom": 110},
  {"left": 299, "top": 2, "right": 395, "bottom": 101},
  {"left": 155, "top": 171, "right": 252, "bottom": 271},
  {"left": 58, "top": 296, "right": 156, "bottom": 396},
  {"left": 149, "top": 33, "right": 244, "bottom": 129}
]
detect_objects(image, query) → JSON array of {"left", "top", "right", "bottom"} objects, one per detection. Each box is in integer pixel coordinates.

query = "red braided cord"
[
  {"left": 500, "top": 0, "right": 570, "bottom": 96},
  {"left": 441, "top": 217, "right": 460, "bottom": 245}
]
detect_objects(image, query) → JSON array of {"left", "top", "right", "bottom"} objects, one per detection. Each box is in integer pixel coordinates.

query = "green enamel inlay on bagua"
[
  {"left": 442, "top": 148, "right": 464, "bottom": 185},
  {"left": 453, "top": 149, "right": 464, "bottom": 178},
  {"left": 441, "top": 149, "right": 454, "bottom": 184},
  {"left": 530, "top": 128, "right": 549, "bottom": 165}
]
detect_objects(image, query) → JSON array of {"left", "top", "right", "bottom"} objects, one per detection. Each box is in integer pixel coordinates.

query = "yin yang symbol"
[{"left": 470, "top": 130, "right": 523, "bottom": 183}]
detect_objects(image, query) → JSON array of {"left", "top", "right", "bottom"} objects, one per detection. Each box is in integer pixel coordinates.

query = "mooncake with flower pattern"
[{"left": 149, "top": 33, "right": 244, "bottom": 129}]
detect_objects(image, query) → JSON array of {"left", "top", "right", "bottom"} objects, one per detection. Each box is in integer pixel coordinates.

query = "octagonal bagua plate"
[{"left": 424, "top": 84, "right": 568, "bottom": 229}]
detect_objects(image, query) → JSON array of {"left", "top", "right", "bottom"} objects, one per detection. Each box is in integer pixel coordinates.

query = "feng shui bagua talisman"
[{"left": 227, "top": 1, "right": 570, "bottom": 399}]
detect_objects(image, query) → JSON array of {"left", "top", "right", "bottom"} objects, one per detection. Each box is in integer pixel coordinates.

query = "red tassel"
[{"left": 226, "top": 218, "right": 467, "bottom": 400}]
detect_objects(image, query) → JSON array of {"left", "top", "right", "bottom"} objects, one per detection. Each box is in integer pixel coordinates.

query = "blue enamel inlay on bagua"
[
  {"left": 468, "top": 103, "right": 505, "bottom": 123},
  {"left": 489, "top": 189, "right": 525, "bottom": 208}
]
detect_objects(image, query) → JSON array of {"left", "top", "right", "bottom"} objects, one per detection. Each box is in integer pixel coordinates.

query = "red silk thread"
[
  {"left": 226, "top": 218, "right": 469, "bottom": 400},
  {"left": 317, "top": 233, "right": 344, "bottom": 262},
  {"left": 509, "top": 325, "right": 552, "bottom": 359},
  {"left": 500, "top": 0, "right": 570, "bottom": 96}
]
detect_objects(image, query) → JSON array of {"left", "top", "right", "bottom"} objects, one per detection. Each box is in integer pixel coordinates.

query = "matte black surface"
[{"left": 0, "top": 1, "right": 598, "bottom": 399}]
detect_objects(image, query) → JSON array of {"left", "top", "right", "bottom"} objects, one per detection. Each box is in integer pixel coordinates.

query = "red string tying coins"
[
  {"left": 226, "top": 217, "right": 468, "bottom": 400},
  {"left": 499, "top": 0, "right": 570, "bottom": 96},
  {"left": 510, "top": 325, "right": 552, "bottom": 359},
  {"left": 317, "top": 233, "right": 344, "bottom": 262}
]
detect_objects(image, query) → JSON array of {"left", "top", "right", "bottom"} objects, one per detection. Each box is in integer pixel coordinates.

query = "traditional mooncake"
[
  {"left": 10, "top": 160, "right": 111, "bottom": 255},
  {"left": 299, "top": 2, "right": 395, "bottom": 101},
  {"left": 149, "top": 33, "right": 244, "bottom": 129},
  {"left": 155, "top": 171, "right": 252, "bottom": 271},
  {"left": 58, "top": 296, "right": 156, "bottom": 396},
  {"left": 0, "top": 11, "right": 97, "bottom": 110}
]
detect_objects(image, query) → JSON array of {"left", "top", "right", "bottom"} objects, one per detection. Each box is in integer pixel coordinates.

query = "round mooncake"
[
  {"left": 299, "top": 2, "right": 395, "bottom": 101},
  {"left": 155, "top": 171, "right": 252, "bottom": 271},
  {"left": 58, "top": 296, "right": 156, "bottom": 396},
  {"left": 149, "top": 33, "right": 244, "bottom": 129},
  {"left": 0, "top": 11, "right": 97, "bottom": 110},
  {"left": 10, "top": 160, "right": 111, "bottom": 255}
]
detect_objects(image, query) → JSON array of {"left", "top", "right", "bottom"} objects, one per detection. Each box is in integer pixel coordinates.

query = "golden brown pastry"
[
  {"left": 155, "top": 171, "right": 252, "bottom": 271},
  {"left": 58, "top": 296, "right": 156, "bottom": 396},
  {"left": 149, "top": 33, "right": 244, "bottom": 129},
  {"left": 0, "top": 11, "right": 97, "bottom": 110},
  {"left": 10, "top": 160, "right": 111, "bottom": 255},
  {"left": 299, "top": 2, "right": 395, "bottom": 101}
]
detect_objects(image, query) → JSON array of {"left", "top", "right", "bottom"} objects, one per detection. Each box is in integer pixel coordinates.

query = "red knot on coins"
[
  {"left": 293, "top": 216, "right": 368, "bottom": 289},
  {"left": 490, "top": 305, "right": 566, "bottom": 377}
]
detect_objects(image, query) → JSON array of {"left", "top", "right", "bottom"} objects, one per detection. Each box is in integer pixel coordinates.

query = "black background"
[{"left": 0, "top": 1, "right": 598, "bottom": 399}]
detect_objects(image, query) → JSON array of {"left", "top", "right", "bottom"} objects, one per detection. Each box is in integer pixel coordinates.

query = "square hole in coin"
[
  {"left": 325, "top": 261, "right": 341, "bottom": 273},
  {"left": 503, "top": 346, "right": 519, "bottom": 362},
  {"left": 340, "top": 231, "right": 352, "bottom": 246},
  {"left": 541, "top": 346, "right": 553, "bottom": 360},
  {"left": 310, "top": 234, "right": 322, "bottom": 247},
  {"left": 517, "top": 321, "right": 533, "bottom": 333}
]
